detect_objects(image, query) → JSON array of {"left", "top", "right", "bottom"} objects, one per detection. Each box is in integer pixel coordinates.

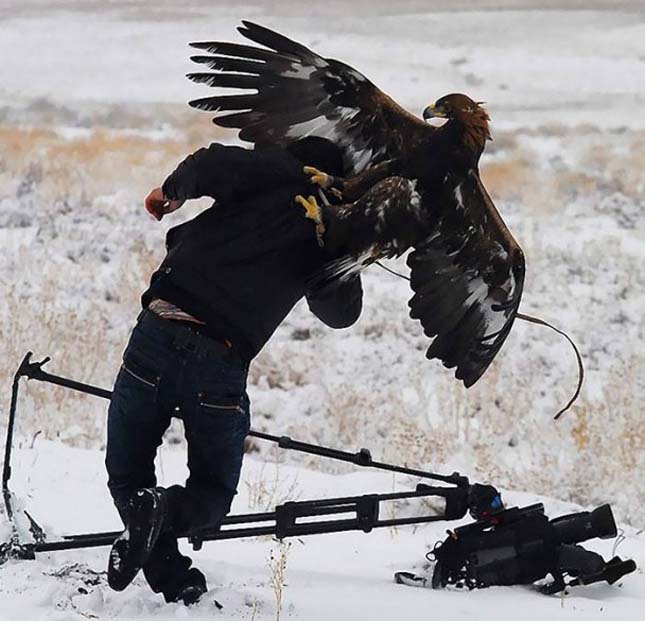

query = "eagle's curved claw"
[
  {"left": 304, "top": 166, "right": 345, "bottom": 202},
  {"left": 294, "top": 194, "right": 323, "bottom": 224},
  {"left": 303, "top": 166, "right": 332, "bottom": 189},
  {"left": 294, "top": 194, "right": 326, "bottom": 247}
]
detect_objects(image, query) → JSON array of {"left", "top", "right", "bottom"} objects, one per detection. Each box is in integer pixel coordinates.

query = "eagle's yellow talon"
[
  {"left": 303, "top": 166, "right": 331, "bottom": 189},
  {"left": 294, "top": 194, "right": 326, "bottom": 247},
  {"left": 295, "top": 194, "right": 322, "bottom": 224}
]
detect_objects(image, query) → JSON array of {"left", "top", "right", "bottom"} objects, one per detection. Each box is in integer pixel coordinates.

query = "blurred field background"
[{"left": 1, "top": 1, "right": 644, "bottom": 524}]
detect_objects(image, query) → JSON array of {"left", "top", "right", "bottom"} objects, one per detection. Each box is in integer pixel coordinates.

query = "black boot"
[
  {"left": 108, "top": 487, "right": 168, "bottom": 591},
  {"left": 166, "top": 567, "right": 209, "bottom": 606}
]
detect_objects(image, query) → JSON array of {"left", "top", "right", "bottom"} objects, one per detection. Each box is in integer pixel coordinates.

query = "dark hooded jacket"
[{"left": 141, "top": 138, "right": 363, "bottom": 361}]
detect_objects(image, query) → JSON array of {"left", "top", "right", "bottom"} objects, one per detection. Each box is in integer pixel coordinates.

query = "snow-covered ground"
[
  {"left": 1, "top": 1, "right": 644, "bottom": 619},
  {"left": 2, "top": 440, "right": 644, "bottom": 621}
]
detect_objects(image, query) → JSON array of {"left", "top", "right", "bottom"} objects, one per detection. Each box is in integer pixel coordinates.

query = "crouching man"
[{"left": 106, "top": 137, "right": 362, "bottom": 605}]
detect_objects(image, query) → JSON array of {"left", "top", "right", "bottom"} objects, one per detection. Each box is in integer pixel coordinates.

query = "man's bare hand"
[{"left": 145, "top": 187, "right": 185, "bottom": 221}]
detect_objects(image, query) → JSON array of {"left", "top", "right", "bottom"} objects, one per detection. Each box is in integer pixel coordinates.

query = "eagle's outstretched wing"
[
  {"left": 187, "top": 21, "right": 432, "bottom": 174},
  {"left": 407, "top": 172, "right": 525, "bottom": 387}
]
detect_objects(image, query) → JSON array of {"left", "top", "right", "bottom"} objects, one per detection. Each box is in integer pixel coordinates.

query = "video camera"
[{"left": 429, "top": 485, "right": 636, "bottom": 593}]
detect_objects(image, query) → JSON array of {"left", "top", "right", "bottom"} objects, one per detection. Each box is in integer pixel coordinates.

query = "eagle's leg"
[
  {"left": 303, "top": 166, "right": 343, "bottom": 199},
  {"left": 294, "top": 194, "right": 326, "bottom": 247}
]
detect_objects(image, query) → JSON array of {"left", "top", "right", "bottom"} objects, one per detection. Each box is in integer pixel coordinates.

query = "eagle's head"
[{"left": 423, "top": 94, "right": 491, "bottom": 151}]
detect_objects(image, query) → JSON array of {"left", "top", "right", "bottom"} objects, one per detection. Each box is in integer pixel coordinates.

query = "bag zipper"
[{"left": 121, "top": 363, "right": 158, "bottom": 389}]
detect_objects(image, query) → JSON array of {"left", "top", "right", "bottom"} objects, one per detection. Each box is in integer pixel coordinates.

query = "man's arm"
[
  {"left": 145, "top": 143, "right": 306, "bottom": 220},
  {"left": 162, "top": 143, "right": 305, "bottom": 204},
  {"left": 306, "top": 275, "right": 363, "bottom": 329}
]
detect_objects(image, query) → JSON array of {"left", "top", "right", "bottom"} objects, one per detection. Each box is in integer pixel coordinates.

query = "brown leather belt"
[
  {"left": 147, "top": 297, "right": 206, "bottom": 324},
  {"left": 137, "top": 308, "right": 233, "bottom": 358}
]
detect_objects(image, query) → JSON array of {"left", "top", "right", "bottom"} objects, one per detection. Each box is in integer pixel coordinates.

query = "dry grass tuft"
[{"left": 0, "top": 123, "right": 226, "bottom": 204}]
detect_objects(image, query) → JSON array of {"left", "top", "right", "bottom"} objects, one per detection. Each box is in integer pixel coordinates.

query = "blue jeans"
[{"left": 105, "top": 309, "right": 250, "bottom": 595}]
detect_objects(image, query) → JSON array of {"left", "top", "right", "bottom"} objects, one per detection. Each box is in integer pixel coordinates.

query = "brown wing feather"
[
  {"left": 187, "top": 21, "right": 432, "bottom": 174},
  {"left": 308, "top": 176, "right": 423, "bottom": 287},
  {"left": 407, "top": 171, "right": 525, "bottom": 387},
  {"left": 325, "top": 176, "right": 423, "bottom": 259}
]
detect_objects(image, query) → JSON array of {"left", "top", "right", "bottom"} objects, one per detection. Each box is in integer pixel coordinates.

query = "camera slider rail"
[
  {"left": 1, "top": 352, "right": 473, "bottom": 562},
  {"left": 5, "top": 485, "right": 465, "bottom": 561}
]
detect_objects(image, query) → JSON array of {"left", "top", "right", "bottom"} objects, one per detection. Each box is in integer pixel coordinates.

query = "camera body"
[{"left": 431, "top": 501, "right": 635, "bottom": 593}]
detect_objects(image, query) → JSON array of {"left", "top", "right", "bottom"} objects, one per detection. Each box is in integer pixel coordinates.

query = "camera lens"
[{"left": 550, "top": 504, "right": 617, "bottom": 544}]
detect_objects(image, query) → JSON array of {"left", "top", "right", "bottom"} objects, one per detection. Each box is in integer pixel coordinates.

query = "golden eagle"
[{"left": 186, "top": 22, "right": 525, "bottom": 388}]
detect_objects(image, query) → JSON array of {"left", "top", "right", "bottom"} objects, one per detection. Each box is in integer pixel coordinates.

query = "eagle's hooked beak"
[{"left": 423, "top": 102, "right": 448, "bottom": 121}]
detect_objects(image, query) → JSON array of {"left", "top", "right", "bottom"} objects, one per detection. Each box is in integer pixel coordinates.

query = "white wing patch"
[
  {"left": 454, "top": 183, "right": 464, "bottom": 210},
  {"left": 281, "top": 64, "right": 317, "bottom": 79}
]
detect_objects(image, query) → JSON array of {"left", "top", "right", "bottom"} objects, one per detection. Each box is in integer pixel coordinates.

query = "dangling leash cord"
[
  {"left": 374, "top": 261, "right": 584, "bottom": 420},
  {"left": 514, "top": 311, "right": 584, "bottom": 420}
]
